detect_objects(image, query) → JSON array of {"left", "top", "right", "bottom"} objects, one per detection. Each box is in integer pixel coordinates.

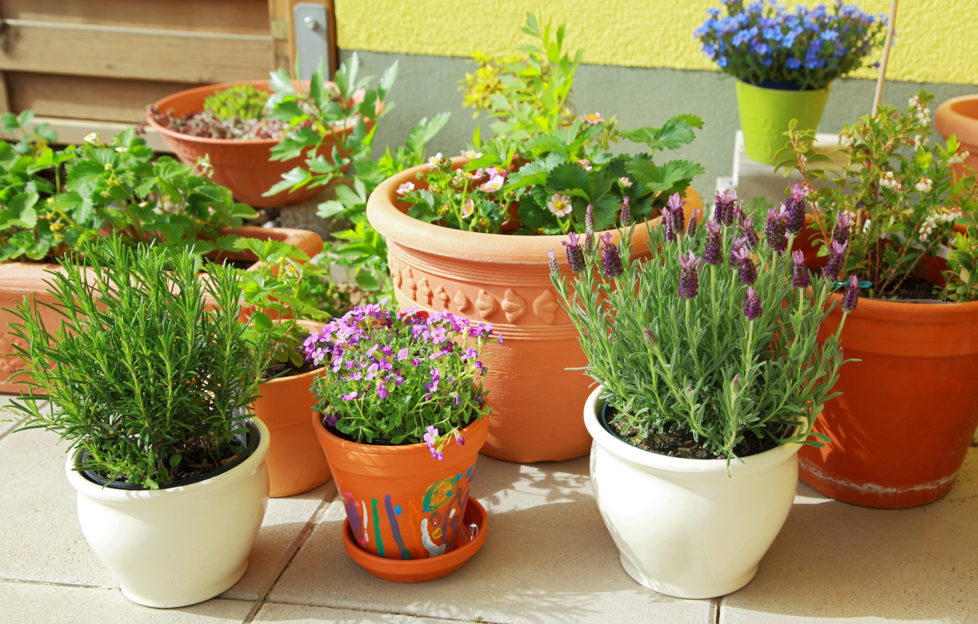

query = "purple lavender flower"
[
  {"left": 547, "top": 249, "right": 560, "bottom": 276},
  {"left": 620, "top": 196, "right": 631, "bottom": 225},
  {"left": 841, "top": 275, "right": 860, "bottom": 312},
  {"left": 744, "top": 288, "right": 762, "bottom": 321},
  {"left": 562, "top": 232, "right": 585, "bottom": 272},
  {"left": 678, "top": 250, "right": 701, "bottom": 298},
  {"left": 600, "top": 232, "right": 623, "bottom": 278},
  {"left": 741, "top": 216, "right": 759, "bottom": 250},
  {"left": 729, "top": 236, "right": 746, "bottom": 268},
  {"left": 832, "top": 211, "right": 852, "bottom": 245},
  {"left": 668, "top": 193, "right": 686, "bottom": 238},
  {"left": 703, "top": 220, "right": 722, "bottom": 265},
  {"left": 792, "top": 250, "right": 810, "bottom": 289},
  {"left": 584, "top": 204, "right": 595, "bottom": 254},
  {"left": 822, "top": 239, "right": 848, "bottom": 280},
  {"left": 733, "top": 245, "right": 757, "bottom": 285},
  {"left": 687, "top": 209, "right": 700, "bottom": 238},
  {"left": 764, "top": 205, "right": 788, "bottom": 252},
  {"left": 713, "top": 188, "right": 738, "bottom": 225},
  {"left": 785, "top": 184, "right": 808, "bottom": 235}
]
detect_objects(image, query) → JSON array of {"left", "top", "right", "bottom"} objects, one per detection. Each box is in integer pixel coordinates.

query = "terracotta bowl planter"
[
  {"left": 0, "top": 226, "right": 323, "bottom": 394},
  {"left": 146, "top": 80, "right": 374, "bottom": 208},
  {"left": 366, "top": 160, "right": 702, "bottom": 463},
  {"left": 935, "top": 94, "right": 978, "bottom": 180},
  {"left": 312, "top": 413, "right": 488, "bottom": 565}
]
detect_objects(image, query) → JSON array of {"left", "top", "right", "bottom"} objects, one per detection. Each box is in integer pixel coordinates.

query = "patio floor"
[{"left": 1, "top": 393, "right": 976, "bottom": 624}]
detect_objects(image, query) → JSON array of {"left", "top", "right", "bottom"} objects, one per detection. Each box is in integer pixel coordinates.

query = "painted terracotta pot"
[
  {"left": 254, "top": 364, "right": 332, "bottom": 498},
  {"left": 312, "top": 413, "right": 488, "bottom": 561},
  {"left": 799, "top": 290, "right": 978, "bottom": 508},
  {"left": 146, "top": 80, "right": 374, "bottom": 208},
  {"left": 935, "top": 94, "right": 978, "bottom": 180},
  {"left": 66, "top": 418, "right": 270, "bottom": 608},
  {"left": 0, "top": 226, "right": 323, "bottom": 394},
  {"left": 366, "top": 160, "right": 702, "bottom": 462},
  {"left": 584, "top": 387, "right": 799, "bottom": 599}
]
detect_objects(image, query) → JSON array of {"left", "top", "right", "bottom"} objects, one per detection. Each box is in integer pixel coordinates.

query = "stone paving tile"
[
  {"left": 0, "top": 580, "right": 254, "bottom": 624},
  {"left": 270, "top": 455, "right": 715, "bottom": 624},
  {"left": 721, "top": 449, "right": 978, "bottom": 624},
  {"left": 254, "top": 602, "right": 465, "bottom": 623},
  {"left": 0, "top": 394, "right": 29, "bottom": 438}
]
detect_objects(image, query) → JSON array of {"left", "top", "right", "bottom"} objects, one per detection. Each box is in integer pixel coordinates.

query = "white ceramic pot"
[
  {"left": 65, "top": 418, "right": 270, "bottom": 608},
  {"left": 583, "top": 386, "right": 799, "bottom": 599}
]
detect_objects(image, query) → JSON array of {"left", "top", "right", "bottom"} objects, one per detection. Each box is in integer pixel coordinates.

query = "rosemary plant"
[{"left": 6, "top": 236, "right": 270, "bottom": 489}]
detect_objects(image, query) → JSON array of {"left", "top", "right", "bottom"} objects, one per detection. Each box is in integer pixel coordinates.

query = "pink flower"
[
  {"left": 547, "top": 193, "right": 573, "bottom": 217},
  {"left": 577, "top": 159, "right": 592, "bottom": 171},
  {"left": 479, "top": 174, "right": 504, "bottom": 193},
  {"left": 580, "top": 112, "right": 605, "bottom": 125},
  {"left": 396, "top": 181, "right": 415, "bottom": 196}
]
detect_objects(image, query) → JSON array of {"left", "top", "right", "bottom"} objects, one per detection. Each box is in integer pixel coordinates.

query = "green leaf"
[{"left": 354, "top": 270, "right": 381, "bottom": 290}]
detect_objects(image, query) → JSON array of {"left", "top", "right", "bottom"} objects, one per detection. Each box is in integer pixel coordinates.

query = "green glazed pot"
[{"left": 735, "top": 80, "right": 830, "bottom": 165}]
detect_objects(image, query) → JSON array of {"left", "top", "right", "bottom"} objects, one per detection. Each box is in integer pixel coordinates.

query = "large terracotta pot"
[
  {"left": 0, "top": 225, "right": 323, "bottom": 394},
  {"left": 146, "top": 80, "right": 374, "bottom": 208},
  {"left": 66, "top": 418, "right": 270, "bottom": 608},
  {"left": 366, "top": 161, "right": 702, "bottom": 463},
  {"left": 799, "top": 290, "right": 978, "bottom": 508},
  {"left": 935, "top": 94, "right": 978, "bottom": 180},
  {"left": 312, "top": 413, "right": 488, "bottom": 561},
  {"left": 584, "top": 387, "right": 799, "bottom": 598},
  {"left": 254, "top": 364, "right": 331, "bottom": 497}
]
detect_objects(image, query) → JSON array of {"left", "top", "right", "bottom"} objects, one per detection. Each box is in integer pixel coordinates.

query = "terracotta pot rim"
[
  {"left": 312, "top": 412, "right": 488, "bottom": 458},
  {"left": 583, "top": 386, "right": 801, "bottom": 474},
  {"left": 825, "top": 288, "right": 978, "bottom": 317},
  {"left": 935, "top": 94, "right": 978, "bottom": 146},
  {"left": 366, "top": 157, "right": 701, "bottom": 262}
]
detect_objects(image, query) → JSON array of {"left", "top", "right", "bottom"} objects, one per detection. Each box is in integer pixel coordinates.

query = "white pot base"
[{"left": 620, "top": 552, "right": 757, "bottom": 599}]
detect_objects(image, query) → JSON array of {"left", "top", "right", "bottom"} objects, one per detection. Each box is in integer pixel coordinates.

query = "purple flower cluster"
[
  {"left": 695, "top": 1, "right": 886, "bottom": 90},
  {"left": 304, "top": 304, "right": 492, "bottom": 451}
]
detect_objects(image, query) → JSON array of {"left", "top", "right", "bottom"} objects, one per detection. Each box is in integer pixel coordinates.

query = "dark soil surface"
[{"left": 882, "top": 276, "right": 943, "bottom": 301}]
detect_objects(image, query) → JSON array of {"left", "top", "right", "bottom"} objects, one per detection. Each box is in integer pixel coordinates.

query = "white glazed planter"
[
  {"left": 583, "top": 387, "right": 799, "bottom": 599},
  {"left": 65, "top": 418, "right": 271, "bottom": 608}
]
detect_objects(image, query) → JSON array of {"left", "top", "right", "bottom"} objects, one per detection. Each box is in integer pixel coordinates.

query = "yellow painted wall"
[{"left": 334, "top": 0, "right": 977, "bottom": 85}]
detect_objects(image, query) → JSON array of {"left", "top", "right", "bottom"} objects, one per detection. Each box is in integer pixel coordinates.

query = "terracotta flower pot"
[
  {"left": 366, "top": 160, "right": 702, "bottom": 463},
  {"left": 935, "top": 94, "right": 978, "bottom": 180},
  {"left": 0, "top": 225, "right": 323, "bottom": 394},
  {"left": 146, "top": 80, "right": 374, "bottom": 208},
  {"left": 312, "top": 413, "right": 488, "bottom": 561},
  {"left": 254, "top": 364, "right": 332, "bottom": 498},
  {"left": 799, "top": 291, "right": 978, "bottom": 508}
]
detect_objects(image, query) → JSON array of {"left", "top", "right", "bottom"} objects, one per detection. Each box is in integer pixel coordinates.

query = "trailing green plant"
[
  {"left": 0, "top": 113, "right": 256, "bottom": 262},
  {"left": 399, "top": 14, "right": 704, "bottom": 235},
  {"left": 204, "top": 83, "right": 270, "bottom": 122},
  {"left": 234, "top": 237, "right": 359, "bottom": 376},
  {"left": 551, "top": 189, "right": 857, "bottom": 461},
  {"left": 6, "top": 235, "right": 270, "bottom": 489},
  {"left": 778, "top": 90, "right": 978, "bottom": 300},
  {"left": 148, "top": 83, "right": 294, "bottom": 140}
]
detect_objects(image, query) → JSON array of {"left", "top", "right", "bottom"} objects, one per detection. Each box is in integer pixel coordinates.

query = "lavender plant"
[
  {"left": 304, "top": 305, "right": 493, "bottom": 459},
  {"left": 780, "top": 90, "right": 978, "bottom": 300},
  {"left": 551, "top": 189, "right": 858, "bottom": 460},
  {"left": 696, "top": 0, "right": 886, "bottom": 90}
]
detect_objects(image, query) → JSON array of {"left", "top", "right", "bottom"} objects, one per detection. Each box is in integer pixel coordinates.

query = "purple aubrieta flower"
[
  {"left": 842, "top": 275, "right": 860, "bottom": 312},
  {"left": 562, "top": 232, "right": 585, "bottom": 273},
  {"left": 600, "top": 232, "right": 623, "bottom": 278},
  {"left": 424, "top": 425, "right": 444, "bottom": 461},
  {"left": 792, "top": 250, "right": 810, "bottom": 289},
  {"left": 677, "top": 250, "right": 701, "bottom": 299},
  {"left": 703, "top": 220, "right": 723, "bottom": 265},
  {"left": 340, "top": 390, "right": 358, "bottom": 401},
  {"left": 744, "top": 288, "right": 762, "bottom": 321}
]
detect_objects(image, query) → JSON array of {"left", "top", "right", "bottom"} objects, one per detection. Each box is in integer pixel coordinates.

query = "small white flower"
[
  {"left": 619, "top": 176, "right": 632, "bottom": 188},
  {"left": 948, "top": 150, "right": 970, "bottom": 165},
  {"left": 114, "top": 146, "right": 128, "bottom": 153},
  {"left": 915, "top": 178, "right": 933, "bottom": 193},
  {"left": 84, "top": 132, "right": 98, "bottom": 144},
  {"left": 396, "top": 181, "right": 415, "bottom": 196},
  {"left": 478, "top": 174, "right": 504, "bottom": 193},
  {"left": 427, "top": 152, "right": 444, "bottom": 166},
  {"left": 461, "top": 149, "right": 482, "bottom": 159},
  {"left": 839, "top": 133, "right": 854, "bottom": 149},
  {"left": 460, "top": 199, "right": 475, "bottom": 218},
  {"left": 879, "top": 170, "right": 903, "bottom": 193},
  {"left": 862, "top": 218, "right": 872, "bottom": 234}
]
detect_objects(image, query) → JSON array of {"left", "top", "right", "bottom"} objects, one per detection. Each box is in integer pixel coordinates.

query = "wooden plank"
[
  {"left": 0, "top": 20, "right": 275, "bottom": 83},
  {"left": 0, "top": 116, "right": 172, "bottom": 152},
  {"left": 7, "top": 73, "right": 191, "bottom": 124},
  {"left": 0, "top": 0, "right": 271, "bottom": 35}
]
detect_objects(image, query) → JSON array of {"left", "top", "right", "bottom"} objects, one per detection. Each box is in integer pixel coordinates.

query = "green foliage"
[
  {"left": 203, "top": 83, "right": 270, "bottom": 121},
  {"left": 0, "top": 116, "right": 256, "bottom": 263},
  {"left": 5, "top": 236, "right": 270, "bottom": 489},
  {"left": 234, "top": 237, "right": 357, "bottom": 373},
  {"left": 944, "top": 221, "right": 978, "bottom": 302},
  {"left": 778, "top": 90, "right": 978, "bottom": 300}
]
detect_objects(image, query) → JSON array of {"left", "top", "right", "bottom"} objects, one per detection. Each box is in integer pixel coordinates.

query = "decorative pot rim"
[
  {"left": 735, "top": 78, "right": 831, "bottom": 94},
  {"left": 366, "top": 157, "right": 702, "bottom": 263},
  {"left": 311, "top": 411, "right": 489, "bottom": 459},
  {"left": 583, "top": 386, "right": 800, "bottom": 475},
  {"left": 935, "top": 94, "right": 978, "bottom": 146},
  {"left": 65, "top": 417, "right": 270, "bottom": 501}
]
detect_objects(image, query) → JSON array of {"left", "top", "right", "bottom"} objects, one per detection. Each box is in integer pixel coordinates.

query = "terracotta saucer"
[{"left": 341, "top": 498, "right": 488, "bottom": 582}]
